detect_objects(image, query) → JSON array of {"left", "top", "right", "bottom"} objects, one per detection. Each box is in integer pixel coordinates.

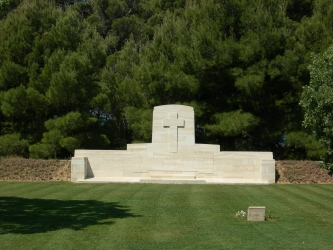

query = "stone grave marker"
[{"left": 247, "top": 206, "right": 266, "bottom": 221}]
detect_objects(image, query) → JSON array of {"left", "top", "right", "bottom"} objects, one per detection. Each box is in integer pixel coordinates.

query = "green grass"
[{"left": 1, "top": 183, "right": 333, "bottom": 249}]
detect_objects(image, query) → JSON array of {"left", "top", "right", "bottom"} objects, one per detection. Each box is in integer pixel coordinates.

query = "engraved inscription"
[{"left": 145, "top": 157, "right": 204, "bottom": 164}]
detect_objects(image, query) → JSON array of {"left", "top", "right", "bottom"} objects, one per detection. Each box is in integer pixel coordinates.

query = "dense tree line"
[{"left": 0, "top": 0, "right": 332, "bottom": 160}]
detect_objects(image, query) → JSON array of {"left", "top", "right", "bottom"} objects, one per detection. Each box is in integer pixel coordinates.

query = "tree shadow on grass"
[{"left": 0, "top": 197, "right": 141, "bottom": 234}]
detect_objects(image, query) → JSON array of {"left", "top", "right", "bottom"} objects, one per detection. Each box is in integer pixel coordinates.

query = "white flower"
[{"left": 236, "top": 210, "right": 247, "bottom": 218}]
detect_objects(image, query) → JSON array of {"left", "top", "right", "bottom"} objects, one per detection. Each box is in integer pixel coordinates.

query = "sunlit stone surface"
[{"left": 71, "top": 105, "right": 275, "bottom": 184}]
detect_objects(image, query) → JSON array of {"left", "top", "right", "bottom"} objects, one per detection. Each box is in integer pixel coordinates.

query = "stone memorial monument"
[{"left": 71, "top": 104, "right": 275, "bottom": 184}]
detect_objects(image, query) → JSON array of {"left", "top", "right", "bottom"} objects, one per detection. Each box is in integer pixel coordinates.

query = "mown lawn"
[{"left": 0, "top": 182, "right": 332, "bottom": 249}]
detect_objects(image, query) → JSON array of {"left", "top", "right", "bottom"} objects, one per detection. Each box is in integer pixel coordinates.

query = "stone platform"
[
  {"left": 76, "top": 177, "right": 271, "bottom": 184},
  {"left": 71, "top": 105, "right": 275, "bottom": 184}
]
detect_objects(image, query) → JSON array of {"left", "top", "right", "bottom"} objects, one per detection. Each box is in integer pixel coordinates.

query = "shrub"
[{"left": 0, "top": 133, "right": 28, "bottom": 157}]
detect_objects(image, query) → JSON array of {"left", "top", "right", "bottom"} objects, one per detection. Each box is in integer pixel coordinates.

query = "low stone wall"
[
  {"left": 276, "top": 161, "right": 333, "bottom": 184},
  {"left": 0, "top": 157, "right": 70, "bottom": 181}
]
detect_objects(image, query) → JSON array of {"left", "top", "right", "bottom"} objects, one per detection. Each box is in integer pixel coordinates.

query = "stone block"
[
  {"left": 127, "top": 144, "right": 147, "bottom": 151},
  {"left": 247, "top": 206, "right": 265, "bottom": 221},
  {"left": 223, "top": 172, "right": 244, "bottom": 178},
  {"left": 260, "top": 159, "right": 276, "bottom": 183},
  {"left": 71, "top": 157, "right": 87, "bottom": 182}
]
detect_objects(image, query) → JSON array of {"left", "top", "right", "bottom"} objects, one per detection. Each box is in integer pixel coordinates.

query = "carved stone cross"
[{"left": 163, "top": 112, "right": 185, "bottom": 152}]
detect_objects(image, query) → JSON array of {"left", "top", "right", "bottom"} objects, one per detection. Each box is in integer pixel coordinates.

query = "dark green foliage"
[
  {"left": 125, "top": 107, "right": 152, "bottom": 142},
  {"left": 0, "top": 133, "right": 28, "bottom": 156},
  {"left": 0, "top": 0, "right": 332, "bottom": 159},
  {"left": 285, "top": 131, "right": 326, "bottom": 160},
  {"left": 0, "top": 0, "right": 23, "bottom": 19},
  {"left": 287, "top": 0, "right": 313, "bottom": 21}
]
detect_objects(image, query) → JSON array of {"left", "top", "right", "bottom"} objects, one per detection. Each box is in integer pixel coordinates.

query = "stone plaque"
[{"left": 247, "top": 206, "right": 265, "bottom": 221}]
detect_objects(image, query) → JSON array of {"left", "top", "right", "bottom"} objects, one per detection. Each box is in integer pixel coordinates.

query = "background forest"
[{"left": 0, "top": 0, "right": 331, "bottom": 160}]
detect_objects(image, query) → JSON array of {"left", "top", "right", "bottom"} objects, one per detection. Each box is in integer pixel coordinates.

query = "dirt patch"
[
  {"left": 0, "top": 157, "right": 70, "bottom": 182},
  {"left": 276, "top": 160, "right": 333, "bottom": 184}
]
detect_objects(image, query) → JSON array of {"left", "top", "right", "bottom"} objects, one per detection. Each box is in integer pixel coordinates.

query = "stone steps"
[
  {"left": 148, "top": 170, "right": 197, "bottom": 180},
  {"left": 140, "top": 179, "right": 206, "bottom": 184},
  {"left": 149, "top": 174, "right": 196, "bottom": 179},
  {"left": 145, "top": 169, "right": 201, "bottom": 183}
]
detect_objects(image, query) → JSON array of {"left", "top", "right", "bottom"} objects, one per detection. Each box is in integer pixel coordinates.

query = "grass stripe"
[{"left": 1, "top": 183, "right": 333, "bottom": 249}]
